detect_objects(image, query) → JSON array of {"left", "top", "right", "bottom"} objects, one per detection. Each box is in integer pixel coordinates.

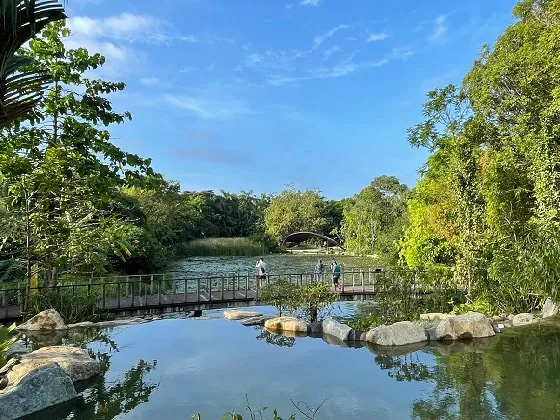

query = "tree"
[
  {"left": 0, "top": 0, "right": 66, "bottom": 127},
  {"left": 341, "top": 176, "right": 408, "bottom": 260},
  {"left": 264, "top": 185, "right": 327, "bottom": 242},
  {"left": 0, "top": 21, "right": 156, "bottom": 299}
]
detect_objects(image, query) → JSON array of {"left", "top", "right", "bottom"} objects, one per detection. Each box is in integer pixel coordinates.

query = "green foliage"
[
  {"left": 0, "top": 258, "right": 24, "bottom": 283},
  {"left": 0, "top": 323, "right": 18, "bottom": 367},
  {"left": 264, "top": 185, "right": 327, "bottom": 242},
  {"left": 341, "top": 176, "right": 409, "bottom": 261},
  {"left": 293, "top": 281, "right": 337, "bottom": 323},
  {"left": 348, "top": 267, "right": 465, "bottom": 329},
  {"left": 28, "top": 288, "right": 110, "bottom": 324},
  {"left": 182, "top": 237, "right": 267, "bottom": 257},
  {"left": 259, "top": 278, "right": 299, "bottom": 316}
]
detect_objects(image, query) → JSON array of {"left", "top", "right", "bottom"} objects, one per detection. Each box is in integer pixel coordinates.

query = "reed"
[{"left": 181, "top": 237, "right": 267, "bottom": 257}]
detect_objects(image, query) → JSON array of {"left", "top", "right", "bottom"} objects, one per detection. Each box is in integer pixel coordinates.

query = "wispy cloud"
[
  {"left": 429, "top": 14, "right": 448, "bottom": 43},
  {"left": 390, "top": 47, "right": 414, "bottom": 62},
  {"left": 140, "top": 77, "right": 167, "bottom": 87},
  {"left": 313, "top": 24, "right": 349, "bottom": 49},
  {"left": 367, "top": 32, "right": 389, "bottom": 42},
  {"left": 165, "top": 94, "right": 252, "bottom": 120},
  {"left": 300, "top": 0, "right": 320, "bottom": 6}
]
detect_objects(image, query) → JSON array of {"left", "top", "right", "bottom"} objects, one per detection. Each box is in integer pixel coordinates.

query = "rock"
[
  {"left": 66, "top": 321, "right": 95, "bottom": 328},
  {"left": 17, "top": 309, "right": 67, "bottom": 331},
  {"left": 11, "top": 346, "right": 100, "bottom": 383},
  {"left": 347, "top": 329, "right": 363, "bottom": 341},
  {"left": 93, "top": 318, "right": 148, "bottom": 327},
  {"left": 5, "top": 342, "right": 32, "bottom": 360},
  {"left": 512, "top": 313, "right": 536, "bottom": 326},
  {"left": 491, "top": 314, "right": 508, "bottom": 323},
  {"left": 433, "top": 311, "right": 495, "bottom": 341},
  {"left": 23, "top": 330, "right": 67, "bottom": 347},
  {"left": 322, "top": 318, "right": 352, "bottom": 341},
  {"left": 265, "top": 317, "right": 308, "bottom": 333},
  {"left": 365, "top": 321, "right": 428, "bottom": 346},
  {"left": 497, "top": 320, "right": 513, "bottom": 329},
  {"left": 240, "top": 316, "right": 272, "bottom": 326},
  {"left": 0, "top": 363, "right": 77, "bottom": 420},
  {"left": 419, "top": 313, "right": 452, "bottom": 322},
  {"left": 542, "top": 298, "right": 560, "bottom": 318},
  {"left": 224, "top": 310, "right": 263, "bottom": 320}
]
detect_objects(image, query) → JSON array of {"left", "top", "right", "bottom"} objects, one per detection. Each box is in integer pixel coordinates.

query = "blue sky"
[{"left": 65, "top": 0, "right": 518, "bottom": 199}]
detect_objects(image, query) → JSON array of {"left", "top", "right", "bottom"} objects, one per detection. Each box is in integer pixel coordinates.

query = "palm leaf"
[{"left": 0, "top": 0, "right": 66, "bottom": 128}]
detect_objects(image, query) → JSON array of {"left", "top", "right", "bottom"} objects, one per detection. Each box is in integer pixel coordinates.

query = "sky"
[{"left": 65, "top": 0, "right": 518, "bottom": 199}]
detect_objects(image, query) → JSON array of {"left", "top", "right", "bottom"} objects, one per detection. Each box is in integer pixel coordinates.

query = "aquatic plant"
[{"left": 181, "top": 237, "right": 267, "bottom": 257}]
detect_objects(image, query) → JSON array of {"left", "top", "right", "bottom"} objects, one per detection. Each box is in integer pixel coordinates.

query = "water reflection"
[
  {"left": 24, "top": 327, "right": 159, "bottom": 420},
  {"left": 255, "top": 327, "right": 296, "bottom": 347}
]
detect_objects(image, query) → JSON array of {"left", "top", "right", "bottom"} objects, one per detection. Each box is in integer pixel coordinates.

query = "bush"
[
  {"left": 259, "top": 278, "right": 299, "bottom": 316},
  {"left": 293, "top": 281, "right": 337, "bottom": 323},
  {"left": 27, "top": 288, "right": 110, "bottom": 324},
  {"left": 0, "top": 323, "right": 19, "bottom": 367}
]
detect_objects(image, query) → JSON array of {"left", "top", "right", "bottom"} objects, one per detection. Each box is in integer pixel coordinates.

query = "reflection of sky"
[{"left": 79, "top": 317, "right": 435, "bottom": 420}]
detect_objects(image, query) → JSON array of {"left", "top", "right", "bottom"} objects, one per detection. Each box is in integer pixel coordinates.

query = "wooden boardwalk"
[{"left": 0, "top": 270, "right": 384, "bottom": 321}]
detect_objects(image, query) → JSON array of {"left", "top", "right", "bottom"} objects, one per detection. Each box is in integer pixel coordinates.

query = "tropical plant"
[
  {"left": 0, "top": 323, "right": 18, "bottom": 367},
  {"left": 0, "top": 0, "right": 66, "bottom": 127}
]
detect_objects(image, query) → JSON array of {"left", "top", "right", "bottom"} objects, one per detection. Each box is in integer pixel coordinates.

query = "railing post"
[
  {"left": 221, "top": 277, "right": 225, "bottom": 300},
  {"left": 209, "top": 278, "right": 212, "bottom": 301},
  {"left": 361, "top": 270, "right": 365, "bottom": 293},
  {"left": 197, "top": 279, "right": 200, "bottom": 301},
  {"left": 102, "top": 283, "right": 106, "bottom": 310},
  {"left": 245, "top": 272, "right": 249, "bottom": 298},
  {"left": 150, "top": 274, "right": 154, "bottom": 295},
  {"left": 184, "top": 279, "right": 188, "bottom": 303},
  {"left": 144, "top": 280, "right": 148, "bottom": 307},
  {"left": 158, "top": 278, "right": 162, "bottom": 305}
]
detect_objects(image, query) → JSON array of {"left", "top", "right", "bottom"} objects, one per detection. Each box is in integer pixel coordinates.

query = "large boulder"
[
  {"left": 10, "top": 346, "right": 100, "bottom": 383},
  {"left": 5, "top": 341, "right": 32, "bottom": 360},
  {"left": 322, "top": 318, "right": 353, "bottom": 341},
  {"left": 224, "top": 310, "right": 263, "bottom": 320},
  {"left": 17, "top": 309, "right": 67, "bottom": 331},
  {"left": 365, "top": 321, "right": 428, "bottom": 346},
  {"left": 0, "top": 363, "right": 77, "bottom": 420},
  {"left": 265, "top": 317, "right": 308, "bottom": 333},
  {"left": 542, "top": 298, "right": 560, "bottom": 319},
  {"left": 432, "top": 311, "right": 495, "bottom": 341},
  {"left": 512, "top": 313, "right": 536, "bottom": 327}
]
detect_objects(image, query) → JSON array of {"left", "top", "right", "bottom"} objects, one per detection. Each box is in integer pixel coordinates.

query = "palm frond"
[{"left": 0, "top": 0, "right": 66, "bottom": 128}]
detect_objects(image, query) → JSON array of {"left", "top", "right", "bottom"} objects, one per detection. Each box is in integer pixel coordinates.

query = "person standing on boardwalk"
[
  {"left": 332, "top": 260, "right": 341, "bottom": 291},
  {"left": 314, "top": 259, "right": 324, "bottom": 281},
  {"left": 256, "top": 258, "right": 267, "bottom": 287}
]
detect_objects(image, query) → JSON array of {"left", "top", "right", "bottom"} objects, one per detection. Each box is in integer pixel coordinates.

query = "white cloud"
[
  {"left": 390, "top": 47, "right": 414, "bottom": 62},
  {"left": 322, "top": 45, "right": 340, "bottom": 61},
  {"left": 313, "top": 24, "right": 349, "bottom": 49},
  {"left": 367, "top": 33, "right": 389, "bottom": 42},
  {"left": 300, "top": 0, "right": 320, "bottom": 6},
  {"left": 140, "top": 77, "right": 167, "bottom": 87},
  {"left": 429, "top": 15, "right": 448, "bottom": 43},
  {"left": 165, "top": 94, "right": 252, "bottom": 120}
]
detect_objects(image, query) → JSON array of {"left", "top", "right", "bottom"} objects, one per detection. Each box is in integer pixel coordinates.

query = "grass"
[{"left": 181, "top": 237, "right": 267, "bottom": 257}]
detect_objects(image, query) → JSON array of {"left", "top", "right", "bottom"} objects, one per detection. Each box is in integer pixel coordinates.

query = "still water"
[
  {"left": 168, "top": 254, "right": 376, "bottom": 278},
  {"left": 26, "top": 303, "right": 560, "bottom": 420}
]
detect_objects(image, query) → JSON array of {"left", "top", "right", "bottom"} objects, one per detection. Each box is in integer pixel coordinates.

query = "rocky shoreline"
[{"left": 1, "top": 298, "right": 558, "bottom": 419}]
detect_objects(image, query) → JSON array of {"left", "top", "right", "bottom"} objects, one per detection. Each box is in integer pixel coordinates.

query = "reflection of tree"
[
  {"left": 255, "top": 327, "right": 295, "bottom": 348},
  {"left": 26, "top": 327, "right": 159, "bottom": 420},
  {"left": 410, "top": 325, "right": 560, "bottom": 419},
  {"left": 373, "top": 353, "right": 432, "bottom": 382}
]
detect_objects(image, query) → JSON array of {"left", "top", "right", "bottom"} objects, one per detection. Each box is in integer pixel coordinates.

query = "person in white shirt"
[{"left": 256, "top": 258, "right": 267, "bottom": 286}]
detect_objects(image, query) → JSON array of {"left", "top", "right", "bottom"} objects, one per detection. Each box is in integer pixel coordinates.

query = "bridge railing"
[{"left": 0, "top": 267, "right": 455, "bottom": 317}]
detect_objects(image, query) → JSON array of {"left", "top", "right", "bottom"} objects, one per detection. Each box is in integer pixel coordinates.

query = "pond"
[
  {"left": 167, "top": 254, "right": 377, "bottom": 278},
  {"left": 23, "top": 302, "right": 560, "bottom": 420}
]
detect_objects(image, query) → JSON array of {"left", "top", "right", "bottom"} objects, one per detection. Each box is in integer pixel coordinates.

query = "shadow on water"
[{"left": 21, "top": 327, "right": 159, "bottom": 420}]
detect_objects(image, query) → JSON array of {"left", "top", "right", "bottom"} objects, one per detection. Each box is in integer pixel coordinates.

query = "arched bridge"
[{"left": 282, "top": 231, "right": 345, "bottom": 250}]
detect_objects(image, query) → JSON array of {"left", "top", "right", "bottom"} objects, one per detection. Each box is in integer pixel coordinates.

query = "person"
[
  {"left": 314, "top": 259, "right": 324, "bottom": 281},
  {"left": 332, "top": 259, "right": 341, "bottom": 291},
  {"left": 256, "top": 258, "right": 267, "bottom": 286}
]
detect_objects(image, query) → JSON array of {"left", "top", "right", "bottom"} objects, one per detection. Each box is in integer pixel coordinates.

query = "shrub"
[
  {"left": 27, "top": 288, "right": 110, "bottom": 324},
  {"left": 0, "top": 323, "right": 19, "bottom": 367},
  {"left": 259, "top": 278, "right": 299, "bottom": 316},
  {"left": 293, "top": 281, "right": 337, "bottom": 323}
]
